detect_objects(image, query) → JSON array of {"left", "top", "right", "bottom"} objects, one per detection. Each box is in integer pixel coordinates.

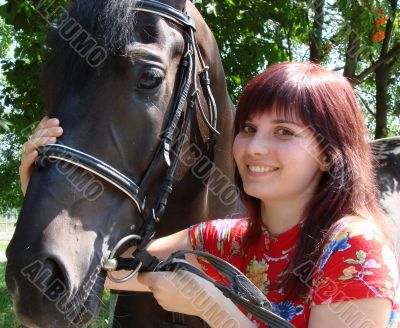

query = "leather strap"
[
  {"left": 135, "top": 0, "right": 196, "bottom": 29},
  {"left": 36, "top": 144, "right": 145, "bottom": 212}
]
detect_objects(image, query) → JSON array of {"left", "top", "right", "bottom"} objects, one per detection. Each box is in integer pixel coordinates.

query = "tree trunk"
[
  {"left": 374, "top": 0, "right": 398, "bottom": 139},
  {"left": 375, "top": 63, "right": 391, "bottom": 138},
  {"left": 310, "top": 0, "right": 325, "bottom": 63},
  {"left": 343, "top": 31, "right": 360, "bottom": 81}
]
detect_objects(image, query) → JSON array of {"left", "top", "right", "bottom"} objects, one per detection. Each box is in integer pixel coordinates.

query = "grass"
[
  {"left": 0, "top": 262, "right": 19, "bottom": 328},
  {"left": 0, "top": 213, "right": 17, "bottom": 234},
  {"left": 0, "top": 225, "right": 15, "bottom": 234},
  {"left": 0, "top": 242, "right": 8, "bottom": 253},
  {"left": 0, "top": 257, "right": 112, "bottom": 328}
]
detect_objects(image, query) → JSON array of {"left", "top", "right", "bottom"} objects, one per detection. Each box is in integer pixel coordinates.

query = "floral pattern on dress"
[
  {"left": 246, "top": 257, "right": 270, "bottom": 293},
  {"left": 317, "top": 233, "right": 351, "bottom": 275},
  {"left": 211, "top": 219, "right": 238, "bottom": 255},
  {"left": 189, "top": 217, "right": 399, "bottom": 328},
  {"left": 272, "top": 300, "right": 304, "bottom": 322}
]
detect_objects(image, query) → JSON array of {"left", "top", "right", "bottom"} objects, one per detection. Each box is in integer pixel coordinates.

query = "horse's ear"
[{"left": 165, "top": 0, "right": 187, "bottom": 12}]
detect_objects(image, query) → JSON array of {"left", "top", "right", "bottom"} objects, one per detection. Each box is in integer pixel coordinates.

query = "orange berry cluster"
[{"left": 371, "top": 8, "right": 388, "bottom": 42}]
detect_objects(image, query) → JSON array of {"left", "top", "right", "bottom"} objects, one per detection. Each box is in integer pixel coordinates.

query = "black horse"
[
  {"left": 6, "top": 1, "right": 241, "bottom": 327},
  {"left": 372, "top": 137, "right": 400, "bottom": 250},
  {"left": 6, "top": 1, "right": 400, "bottom": 328}
]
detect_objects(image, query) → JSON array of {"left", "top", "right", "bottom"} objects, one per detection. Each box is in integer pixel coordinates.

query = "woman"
[{"left": 19, "top": 62, "right": 399, "bottom": 327}]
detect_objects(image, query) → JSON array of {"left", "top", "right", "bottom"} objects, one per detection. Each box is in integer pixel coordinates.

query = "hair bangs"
[{"left": 235, "top": 66, "right": 315, "bottom": 135}]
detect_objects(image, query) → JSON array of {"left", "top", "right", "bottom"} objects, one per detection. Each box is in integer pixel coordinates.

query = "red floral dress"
[{"left": 188, "top": 217, "right": 399, "bottom": 327}]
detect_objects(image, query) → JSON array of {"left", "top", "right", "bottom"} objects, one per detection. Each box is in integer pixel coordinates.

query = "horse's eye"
[{"left": 138, "top": 70, "right": 164, "bottom": 90}]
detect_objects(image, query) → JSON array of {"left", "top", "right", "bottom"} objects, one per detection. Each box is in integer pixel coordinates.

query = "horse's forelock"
[
  {"left": 54, "top": 0, "right": 140, "bottom": 52},
  {"left": 42, "top": 0, "right": 141, "bottom": 109}
]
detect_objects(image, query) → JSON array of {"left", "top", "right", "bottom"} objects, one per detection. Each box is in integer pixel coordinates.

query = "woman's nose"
[{"left": 247, "top": 134, "right": 272, "bottom": 156}]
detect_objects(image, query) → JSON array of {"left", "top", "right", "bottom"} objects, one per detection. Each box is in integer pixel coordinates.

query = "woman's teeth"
[{"left": 248, "top": 166, "right": 279, "bottom": 173}]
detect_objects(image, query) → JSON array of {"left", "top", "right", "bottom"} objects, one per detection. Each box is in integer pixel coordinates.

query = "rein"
[{"left": 36, "top": 1, "right": 292, "bottom": 327}]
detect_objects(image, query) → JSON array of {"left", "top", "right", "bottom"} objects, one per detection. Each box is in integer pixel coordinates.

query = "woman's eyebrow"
[
  {"left": 244, "top": 120, "right": 255, "bottom": 124},
  {"left": 272, "top": 119, "right": 301, "bottom": 126}
]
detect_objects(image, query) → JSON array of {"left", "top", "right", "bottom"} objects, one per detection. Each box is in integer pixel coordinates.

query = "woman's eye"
[
  {"left": 275, "top": 128, "right": 294, "bottom": 137},
  {"left": 137, "top": 70, "right": 164, "bottom": 90},
  {"left": 241, "top": 124, "right": 256, "bottom": 133}
]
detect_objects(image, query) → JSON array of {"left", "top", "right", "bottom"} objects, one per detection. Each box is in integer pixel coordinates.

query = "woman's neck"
[{"left": 260, "top": 196, "right": 309, "bottom": 235}]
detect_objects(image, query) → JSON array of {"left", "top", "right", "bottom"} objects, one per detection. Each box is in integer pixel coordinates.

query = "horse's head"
[{"left": 6, "top": 1, "right": 235, "bottom": 327}]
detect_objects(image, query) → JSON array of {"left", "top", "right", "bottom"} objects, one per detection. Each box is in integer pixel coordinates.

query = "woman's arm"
[{"left": 309, "top": 297, "right": 392, "bottom": 327}]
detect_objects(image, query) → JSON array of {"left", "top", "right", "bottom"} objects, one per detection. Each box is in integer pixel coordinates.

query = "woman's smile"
[{"left": 247, "top": 164, "right": 280, "bottom": 176}]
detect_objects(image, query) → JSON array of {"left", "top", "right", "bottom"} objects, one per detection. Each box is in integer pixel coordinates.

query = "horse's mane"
[{"left": 42, "top": 0, "right": 139, "bottom": 106}]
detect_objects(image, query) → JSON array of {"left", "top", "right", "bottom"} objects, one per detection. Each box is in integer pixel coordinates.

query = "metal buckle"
[{"left": 104, "top": 234, "right": 142, "bottom": 283}]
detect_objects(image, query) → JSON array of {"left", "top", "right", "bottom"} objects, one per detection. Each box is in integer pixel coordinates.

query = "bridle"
[{"left": 36, "top": 0, "right": 219, "bottom": 282}]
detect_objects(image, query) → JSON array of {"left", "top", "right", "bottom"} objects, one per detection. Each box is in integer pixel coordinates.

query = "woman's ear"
[{"left": 320, "top": 156, "right": 330, "bottom": 172}]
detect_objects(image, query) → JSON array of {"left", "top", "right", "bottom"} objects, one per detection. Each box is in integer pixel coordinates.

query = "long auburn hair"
[{"left": 234, "top": 62, "right": 386, "bottom": 298}]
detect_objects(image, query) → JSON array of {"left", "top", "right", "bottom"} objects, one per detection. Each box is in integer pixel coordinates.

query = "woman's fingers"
[
  {"left": 137, "top": 271, "right": 207, "bottom": 316},
  {"left": 22, "top": 136, "right": 58, "bottom": 156},
  {"left": 24, "top": 121, "right": 63, "bottom": 154},
  {"left": 32, "top": 126, "right": 63, "bottom": 139},
  {"left": 31, "top": 120, "right": 62, "bottom": 140}
]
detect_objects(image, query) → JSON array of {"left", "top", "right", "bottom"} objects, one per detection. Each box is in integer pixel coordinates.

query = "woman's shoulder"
[
  {"left": 326, "top": 215, "right": 387, "bottom": 243},
  {"left": 311, "top": 215, "right": 399, "bottom": 309},
  {"left": 319, "top": 215, "right": 394, "bottom": 269}
]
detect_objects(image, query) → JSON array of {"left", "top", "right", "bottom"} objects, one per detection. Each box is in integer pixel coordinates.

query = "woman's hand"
[
  {"left": 138, "top": 270, "right": 209, "bottom": 317},
  {"left": 137, "top": 270, "right": 255, "bottom": 327},
  {"left": 19, "top": 116, "right": 63, "bottom": 195}
]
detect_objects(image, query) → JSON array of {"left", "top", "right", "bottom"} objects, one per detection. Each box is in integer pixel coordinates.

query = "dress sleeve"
[
  {"left": 310, "top": 218, "right": 399, "bottom": 309},
  {"left": 188, "top": 218, "right": 248, "bottom": 282}
]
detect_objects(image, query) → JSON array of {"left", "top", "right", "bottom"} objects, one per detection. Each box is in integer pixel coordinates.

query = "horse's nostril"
[{"left": 39, "top": 258, "right": 69, "bottom": 302}]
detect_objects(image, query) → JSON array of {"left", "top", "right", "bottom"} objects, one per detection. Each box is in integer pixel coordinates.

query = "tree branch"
[
  {"left": 355, "top": 93, "right": 375, "bottom": 117},
  {"left": 380, "top": 0, "right": 397, "bottom": 55},
  {"left": 353, "top": 42, "right": 400, "bottom": 85}
]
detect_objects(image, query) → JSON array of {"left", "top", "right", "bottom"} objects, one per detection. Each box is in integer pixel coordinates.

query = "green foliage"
[
  {"left": 194, "top": 0, "right": 309, "bottom": 100},
  {"left": 0, "top": 0, "right": 53, "bottom": 211},
  {"left": 0, "top": 16, "right": 13, "bottom": 58},
  {"left": 0, "top": 132, "right": 23, "bottom": 212}
]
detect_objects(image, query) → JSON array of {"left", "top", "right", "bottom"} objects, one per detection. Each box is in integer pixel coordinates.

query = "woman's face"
[{"left": 233, "top": 110, "right": 325, "bottom": 204}]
